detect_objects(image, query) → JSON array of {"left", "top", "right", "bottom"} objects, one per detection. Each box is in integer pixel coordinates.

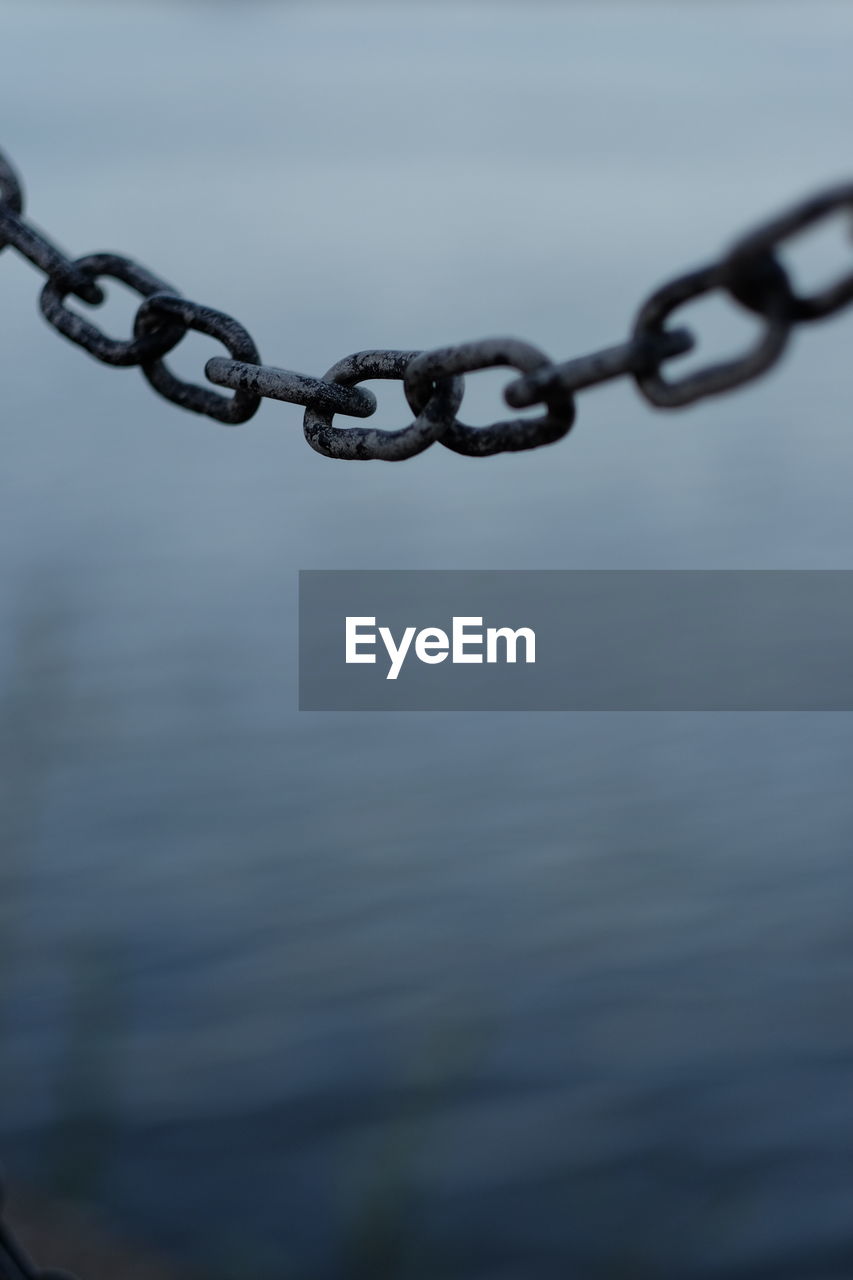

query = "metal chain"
[
  {"left": 2, "top": 145, "right": 853, "bottom": 459},
  {"left": 2, "top": 147, "right": 853, "bottom": 1280}
]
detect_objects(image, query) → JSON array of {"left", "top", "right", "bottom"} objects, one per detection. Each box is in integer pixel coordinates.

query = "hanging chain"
[
  {"left": 2, "top": 146, "right": 853, "bottom": 460},
  {"left": 2, "top": 150, "right": 853, "bottom": 1280}
]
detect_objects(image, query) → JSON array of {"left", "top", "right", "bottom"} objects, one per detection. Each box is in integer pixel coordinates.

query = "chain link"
[
  {"left": 404, "top": 338, "right": 576, "bottom": 455},
  {"left": 629, "top": 258, "right": 793, "bottom": 409},
  {"left": 303, "top": 350, "right": 465, "bottom": 461},
  {"left": 2, "top": 145, "right": 853, "bottom": 460},
  {"left": 723, "top": 184, "right": 853, "bottom": 322},
  {"left": 39, "top": 253, "right": 180, "bottom": 363},
  {"left": 135, "top": 293, "right": 263, "bottom": 424}
]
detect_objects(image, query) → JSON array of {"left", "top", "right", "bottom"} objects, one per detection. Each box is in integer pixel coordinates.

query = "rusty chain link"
[{"left": 2, "top": 145, "right": 853, "bottom": 461}]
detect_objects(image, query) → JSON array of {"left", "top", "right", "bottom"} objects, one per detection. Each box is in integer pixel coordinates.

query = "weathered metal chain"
[
  {"left": 2, "top": 145, "right": 853, "bottom": 460},
  {"left": 2, "top": 153, "right": 853, "bottom": 1280}
]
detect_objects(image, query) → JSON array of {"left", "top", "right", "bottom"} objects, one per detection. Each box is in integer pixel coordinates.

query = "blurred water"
[{"left": 1, "top": 2, "right": 853, "bottom": 1277}]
